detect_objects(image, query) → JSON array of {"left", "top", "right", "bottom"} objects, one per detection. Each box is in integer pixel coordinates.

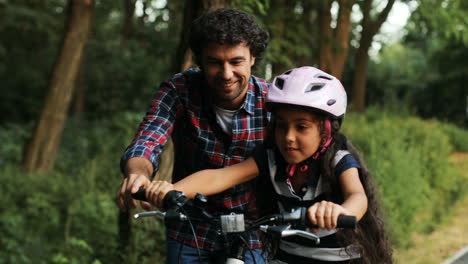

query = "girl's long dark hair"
[{"left": 320, "top": 118, "right": 393, "bottom": 264}]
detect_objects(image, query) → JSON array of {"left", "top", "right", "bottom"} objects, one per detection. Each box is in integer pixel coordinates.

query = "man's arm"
[{"left": 116, "top": 76, "right": 183, "bottom": 211}]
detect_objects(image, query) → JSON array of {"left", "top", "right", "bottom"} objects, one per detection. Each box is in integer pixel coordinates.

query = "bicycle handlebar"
[
  {"left": 131, "top": 187, "right": 147, "bottom": 201},
  {"left": 131, "top": 187, "right": 356, "bottom": 229}
]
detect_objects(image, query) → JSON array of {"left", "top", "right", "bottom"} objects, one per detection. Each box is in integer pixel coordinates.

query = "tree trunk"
[
  {"left": 117, "top": 2, "right": 137, "bottom": 255},
  {"left": 332, "top": 0, "right": 355, "bottom": 80},
  {"left": 117, "top": 210, "right": 131, "bottom": 262},
  {"left": 271, "top": 16, "right": 286, "bottom": 75},
  {"left": 351, "top": 0, "right": 395, "bottom": 112},
  {"left": 318, "top": 0, "right": 355, "bottom": 80},
  {"left": 172, "top": 0, "right": 200, "bottom": 73},
  {"left": 138, "top": 0, "right": 148, "bottom": 27},
  {"left": 23, "top": 0, "right": 94, "bottom": 172},
  {"left": 297, "top": 1, "right": 316, "bottom": 66},
  {"left": 269, "top": 0, "right": 296, "bottom": 75},
  {"left": 318, "top": 0, "right": 333, "bottom": 74},
  {"left": 351, "top": 37, "right": 372, "bottom": 112},
  {"left": 122, "top": 0, "right": 136, "bottom": 47}
]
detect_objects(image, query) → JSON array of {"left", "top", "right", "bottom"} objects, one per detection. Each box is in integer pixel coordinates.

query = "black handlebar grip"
[
  {"left": 130, "top": 188, "right": 186, "bottom": 210},
  {"left": 336, "top": 215, "right": 357, "bottom": 228},
  {"left": 131, "top": 187, "right": 147, "bottom": 201},
  {"left": 163, "top": 190, "right": 187, "bottom": 210},
  {"left": 304, "top": 213, "right": 357, "bottom": 229}
]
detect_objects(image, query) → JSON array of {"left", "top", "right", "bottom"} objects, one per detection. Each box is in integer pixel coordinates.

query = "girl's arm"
[
  {"left": 339, "top": 167, "right": 368, "bottom": 220},
  {"left": 308, "top": 167, "right": 368, "bottom": 230},
  {"left": 146, "top": 157, "right": 260, "bottom": 208}
]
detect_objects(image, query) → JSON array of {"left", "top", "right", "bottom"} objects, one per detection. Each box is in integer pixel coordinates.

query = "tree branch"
[{"left": 371, "top": 0, "right": 396, "bottom": 35}]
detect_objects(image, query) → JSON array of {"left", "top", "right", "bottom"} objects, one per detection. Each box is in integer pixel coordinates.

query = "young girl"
[{"left": 145, "top": 67, "right": 393, "bottom": 264}]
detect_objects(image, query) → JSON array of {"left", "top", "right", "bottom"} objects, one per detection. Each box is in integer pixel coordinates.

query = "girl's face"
[{"left": 274, "top": 106, "right": 322, "bottom": 164}]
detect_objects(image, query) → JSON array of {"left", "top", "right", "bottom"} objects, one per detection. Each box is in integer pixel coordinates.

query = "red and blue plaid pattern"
[{"left": 122, "top": 69, "right": 270, "bottom": 250}]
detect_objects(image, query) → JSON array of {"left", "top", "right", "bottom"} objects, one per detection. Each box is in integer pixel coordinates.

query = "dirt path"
[{"left": 393, "top": 153, "right": 468, "bottom": 264}]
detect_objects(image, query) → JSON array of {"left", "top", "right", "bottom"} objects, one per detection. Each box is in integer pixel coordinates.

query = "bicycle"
[{"left": 132, "top": 188, "right": 357, "bottom": 264}]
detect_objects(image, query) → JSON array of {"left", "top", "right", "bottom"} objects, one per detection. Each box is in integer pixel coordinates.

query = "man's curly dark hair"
[{"left": 189, "top": 8, "right": 269, "bottom": 68}]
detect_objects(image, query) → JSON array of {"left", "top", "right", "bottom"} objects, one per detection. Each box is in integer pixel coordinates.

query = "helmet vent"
[
  {"left": 275, "top": 78, "right": 285, "bottom": 90},
  {"left": 283, "top": 70, "right": 292, "bottom": 75},
  {"left": 314, "top": 73, "right": 333, "bottom": 81},
  {"left": 305, "top": 83, "right": 325, "bottom": 93},
  {"left": 327, "top": 99, "right": 336, "bottom": 106}
]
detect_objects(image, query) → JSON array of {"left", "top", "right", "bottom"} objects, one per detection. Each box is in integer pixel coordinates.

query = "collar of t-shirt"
[{"left": 213, "top": 105, "right": 242, "bottom": 135}]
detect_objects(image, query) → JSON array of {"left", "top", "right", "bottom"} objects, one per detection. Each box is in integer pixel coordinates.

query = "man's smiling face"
[{"left": 201, "top": 42, "right": 256, "bottom": 110}]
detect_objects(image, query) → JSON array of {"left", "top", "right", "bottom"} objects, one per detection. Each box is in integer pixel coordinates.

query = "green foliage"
[
  {"left": 366, "top": 0, "right": 468, "bottom": 127},
  {"left": 234, "top": 0, "right": 320, "bottom": 76},
  {"left": 0, "top": 0, "right": 180, "bottom": 124},
  {"left": 0, "top": 164, "right": 116, "bottom": 264},
  {"left": 232, "top": 0, "right": 270, "bottom": 16},
  {"left": 342, "top": 108, "right": 467, "bottom": 247},
  {"left": 440, "top": 122, "right": 468, "bottom": 152},
  {"left": 84, "top": 0, "right": 180, "bottom": 117},
  {"left": 412, "top": 0, "right": 468, "bottom": 45},
  {"left": 0, "top": 122, "right": 33, "bottom": 166},
  {"left": 0, "top": 112, "right": 164, "bottom": 263},
  {"left": 367, "top": 42, "right": 427, "bottom": 107},
  {"left": 0, "top": 1, "right": 64, "bottom": 122}
]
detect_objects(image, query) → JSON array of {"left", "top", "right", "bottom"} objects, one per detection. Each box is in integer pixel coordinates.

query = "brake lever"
[
  {"left": 283, "top": 229, "right": 320, "bottom": 244},
  {"left": 133, "top": 209, "right": 188, "bottom": 221},
  {"left": 259, "top": 224, "right": 320, "bottom": 244},
  {"left": 134, "top": 211, "right": 165, "bottom": 219}
]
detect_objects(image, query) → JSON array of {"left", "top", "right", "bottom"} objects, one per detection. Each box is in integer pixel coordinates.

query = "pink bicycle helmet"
[{"left": 266, "top": 66, "right": 347, "bottom": 119}]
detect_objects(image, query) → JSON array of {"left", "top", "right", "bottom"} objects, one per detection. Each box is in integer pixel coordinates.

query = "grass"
[{"left": 393, "top": 153, "right": 468, "bottom": 264}]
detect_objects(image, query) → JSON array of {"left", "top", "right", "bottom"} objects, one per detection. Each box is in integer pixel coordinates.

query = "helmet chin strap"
[{"left": 286, "top": 119, "right": 332, "bottom": 177}]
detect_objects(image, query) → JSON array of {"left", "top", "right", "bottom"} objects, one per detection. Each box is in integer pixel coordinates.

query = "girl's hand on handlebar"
[
  {"left": 307, "top": 201, "right": 351, "bottom": 232},
  {"left": 146, "top": 180, "right": 175, "bottom": 209}
]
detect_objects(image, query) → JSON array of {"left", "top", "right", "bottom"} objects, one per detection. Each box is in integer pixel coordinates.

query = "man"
[{"left": 116, "top": 8, "right": 270, "bottom": 263}]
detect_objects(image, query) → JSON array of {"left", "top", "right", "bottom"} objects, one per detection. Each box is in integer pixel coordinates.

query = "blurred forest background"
[{"left": 0, "top": 0, "right": 467, "bottom": 263}]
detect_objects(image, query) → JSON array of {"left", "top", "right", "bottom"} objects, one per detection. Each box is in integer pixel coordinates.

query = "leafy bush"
[
  {"left": 440, "top": 123, "right": 468, "bottom": 152},
  {"left": 342, "top": 108, "right": 467, "bottom": 247},
  {"left": 0, "top": 122, "right": 33, "bottom": 166},
  {"left": 0, "top": 112, "right": 164, "bottom": 263}
]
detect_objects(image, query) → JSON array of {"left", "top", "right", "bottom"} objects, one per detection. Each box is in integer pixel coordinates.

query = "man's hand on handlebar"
[
  {"left": 116, "top": 173, "right": 152, "bottom": 212},
  {"left": 307, "top": 201, "right": 351, "bottom": 232},
  {"left": 146, "top": 180, "right": 175, "bottom": 209}
]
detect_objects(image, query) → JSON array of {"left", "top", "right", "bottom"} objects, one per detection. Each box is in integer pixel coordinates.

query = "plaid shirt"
[{"left": 122, "top": 68, "right": 270, "bottom": 251}]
